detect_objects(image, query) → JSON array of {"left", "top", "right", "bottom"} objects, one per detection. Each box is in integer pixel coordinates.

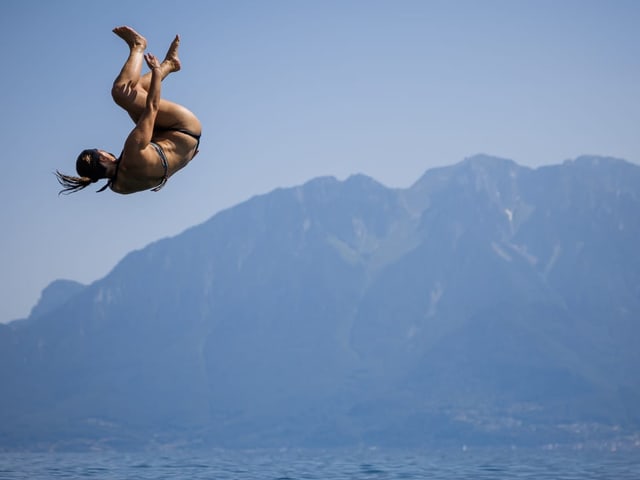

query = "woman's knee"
[{"left": 111, "top": 82, "right": 142, "bottom": 110}]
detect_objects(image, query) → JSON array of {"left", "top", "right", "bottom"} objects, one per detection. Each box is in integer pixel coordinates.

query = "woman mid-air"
[{"left": 56, "top": 26, "right": 202, "bottom": 194}]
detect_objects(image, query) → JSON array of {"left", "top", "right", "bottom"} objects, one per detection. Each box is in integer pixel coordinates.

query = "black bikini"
[{"left": 99, "top": 128, "right": 201, "bottom": 193}]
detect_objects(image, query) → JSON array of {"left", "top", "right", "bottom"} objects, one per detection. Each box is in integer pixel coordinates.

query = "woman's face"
[
  {"left": 95, "top": 150, "right": 118, "bottom": 172},
  {"left": 96, "top": 150, "right": 117, "bottom": 163}
]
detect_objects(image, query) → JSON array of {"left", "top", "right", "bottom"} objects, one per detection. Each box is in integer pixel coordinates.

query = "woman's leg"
[
  {"left": 111, "top": 26, "right": 176, "bottom": 120},
  {"left": 137, "top": 35, "right": 181, "bottom": 93},
  {"left": 111, "top": 26, "right": 146, "bottom": 103},
  {"left": 111, "top": 27, "right": 198, "bottom": 131}
]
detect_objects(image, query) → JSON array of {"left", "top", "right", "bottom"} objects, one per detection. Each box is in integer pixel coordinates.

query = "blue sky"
[{"left": 1, "top": 0, "right": 639, "bottom": 322}]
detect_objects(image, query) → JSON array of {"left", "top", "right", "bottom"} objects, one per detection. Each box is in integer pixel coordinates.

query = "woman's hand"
[{"left": 144, "top": 53, "right": 161, "bottom": 70}]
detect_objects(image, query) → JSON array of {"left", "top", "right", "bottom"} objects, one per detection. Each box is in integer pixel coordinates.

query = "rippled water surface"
[{"left": 1, "top": 448, "right": 639, "bottom": 479}]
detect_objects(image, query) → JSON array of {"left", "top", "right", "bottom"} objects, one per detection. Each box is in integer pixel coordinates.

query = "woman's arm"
[{"left": 123, "top": 53, "right": 162, "bottom": 152}]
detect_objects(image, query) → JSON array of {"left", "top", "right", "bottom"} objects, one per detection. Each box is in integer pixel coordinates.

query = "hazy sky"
[{"left": 1, "top": 0, "right": 639, "bottom": 322}]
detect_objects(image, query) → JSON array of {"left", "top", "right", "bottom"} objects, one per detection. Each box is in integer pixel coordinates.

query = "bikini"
[
  {"left": 149, "top": 142, "right": 169, "bottom": 192},
  {"left": 99, "top": 128, "right": 201, "bottom": 193}
]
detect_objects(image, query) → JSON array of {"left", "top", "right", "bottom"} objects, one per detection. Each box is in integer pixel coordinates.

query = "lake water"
[{"left": 0, "top": 447, "right": 639, "bottom": 479}]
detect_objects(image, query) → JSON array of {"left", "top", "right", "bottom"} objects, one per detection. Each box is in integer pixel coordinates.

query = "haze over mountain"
[{"left": 2, "top": 154, "right": 639, "bottom": 450}]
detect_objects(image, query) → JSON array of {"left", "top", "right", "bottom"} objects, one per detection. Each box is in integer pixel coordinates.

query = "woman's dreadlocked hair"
[{"left": 55, "top": 149, "right": 108, "bottom": 195}]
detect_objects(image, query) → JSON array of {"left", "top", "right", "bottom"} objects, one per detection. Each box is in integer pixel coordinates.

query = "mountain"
[{"left": 2, "top": 154, "right": 639, "bottom": 450}]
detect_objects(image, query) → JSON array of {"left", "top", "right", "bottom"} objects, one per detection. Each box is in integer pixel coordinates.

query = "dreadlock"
[{"left": 55, "top": 171, "right": 94, "bottom": 195}]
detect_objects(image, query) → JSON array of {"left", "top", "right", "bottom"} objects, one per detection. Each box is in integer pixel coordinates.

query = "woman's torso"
[{"left": 110, "top": 128, "right": 200, "bottom": 194}]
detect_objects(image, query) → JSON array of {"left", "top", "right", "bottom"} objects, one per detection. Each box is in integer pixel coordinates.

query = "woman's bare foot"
[
  {"left": 163, "top": 35, "right": 181, "bottom": 73},
  {"left": 113, "top": 26, "right": 147, "bottom": 51}
]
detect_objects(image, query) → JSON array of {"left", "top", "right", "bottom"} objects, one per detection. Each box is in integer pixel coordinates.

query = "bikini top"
[{"left": 149, "top": 142, "right": 169, "bottom": 192}]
